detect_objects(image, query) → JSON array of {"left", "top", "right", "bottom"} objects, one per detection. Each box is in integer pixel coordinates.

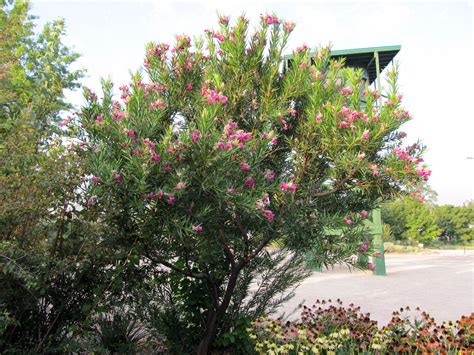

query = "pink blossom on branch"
[
  {"left": 91, "top": 176, "right": 101, "bottom": 185},
  {"left": 263, "top": 209, "right": 274, "bottom": 222},
  {"left": 359, "top": 210, "right": 369, "bottom": 219},
  {"left": 361, "top": 129, "right": 370, "bottom": 140},
  {"left": 343, "top": 216, "right": 353, "bottom": 226},
  {"left": 239, "top": 162, "right": 251, "bottom": 172},
  {"left": 245, "top": 176, "right": 255, "bottom": 189},
  {"left": 193, "top": 225, "right": 203, "bottom": 233},
  {"left": 175, "top": 182, "right": 186, "bottom": 190},
  {"left": 281, "top": 181, "right": 297, "bottom": 193}
]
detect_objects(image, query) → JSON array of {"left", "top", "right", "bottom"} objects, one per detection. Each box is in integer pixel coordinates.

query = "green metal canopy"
[
  {"left": 331, "top": 45, "right": 400, "bottom": 84},
  {"left": 285, "top": 45, "right": 401, "bottom": 85}
]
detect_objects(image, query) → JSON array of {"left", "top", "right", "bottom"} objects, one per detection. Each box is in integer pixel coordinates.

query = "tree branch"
[
  {"left": 146, "top": 252, "right": 210, "bottom": 280},
  {"left": 218, "top": 226, "right": 236, "bottom": 269},
  {"left": 313, "top": 171, "right": 355, "bottom": 197}
]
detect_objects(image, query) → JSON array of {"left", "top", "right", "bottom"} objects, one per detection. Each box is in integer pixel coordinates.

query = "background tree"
[
  {"left": 78, "top": 14, "right": 429, "bottom": 353},
  {"left": 0, "top": 1, "right": 111, "bottom": 351},
  {"left": 382, "top": 197, "right": 473, "bottom": 246}
]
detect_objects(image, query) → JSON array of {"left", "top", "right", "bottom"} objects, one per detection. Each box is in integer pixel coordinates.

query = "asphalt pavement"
[{"left": 280, "top": 250, "right": 474, "bottom": 325}]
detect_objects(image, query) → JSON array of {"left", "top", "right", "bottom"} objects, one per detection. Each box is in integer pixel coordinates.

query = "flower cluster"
[
  {"left": 255, "top": 193, "right": 274, "bottom": 222},
  {"left": 249, "top": 300, "right": 473, "bottom": 354},
  {"left": 201, "top": 85, "right": 228, "bottom": 105},
  {"left": 215, "top": 121, "right": 253, "bottom": 150}
]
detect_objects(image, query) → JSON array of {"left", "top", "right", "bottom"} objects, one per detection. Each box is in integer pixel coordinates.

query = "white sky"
[{"left": 31, "top": 0, "right": 474, "bottom": 206}]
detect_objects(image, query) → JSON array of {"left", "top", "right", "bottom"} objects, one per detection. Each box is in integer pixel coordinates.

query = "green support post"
[
  {"left": 374, "top": 51, "right": 382, "bottom": 107},
  {"left": 369, "top": 208, "right": 386, "bottom": 276},
  {"left": 304, "top": 252, "right": 323, "bottom": 272}
]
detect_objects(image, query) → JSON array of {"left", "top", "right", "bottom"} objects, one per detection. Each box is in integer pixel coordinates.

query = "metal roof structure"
[
  {"left": 284, "top": 45, "right": 401, "bottom": 85},
  {"left": 330, "top": 45, "right": 400, "bottom": 84}
]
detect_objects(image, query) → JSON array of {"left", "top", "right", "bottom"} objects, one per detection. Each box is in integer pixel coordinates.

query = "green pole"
[
  {"left": 371, "top": 208, "right": 386, "bottom": 276},
  {"left": 374, "top": 51, "right": 382, "bottom": 107}
]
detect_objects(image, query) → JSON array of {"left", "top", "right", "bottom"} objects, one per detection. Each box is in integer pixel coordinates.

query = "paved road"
[{"left": 280, "top": 250, "right": 474, "bottom": 325}]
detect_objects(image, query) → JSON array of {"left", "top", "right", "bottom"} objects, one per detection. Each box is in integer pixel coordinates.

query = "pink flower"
[
  {"left": 374, "top": 251, "right": 382, "bottom": 258},
  {"left": 96, "top": 114, "right": 103, "bottom": 124},
  {"left": 59, "top": 119, "right": 70, "bottom": 127},
  {"left": 290, "top": 109, "right": 297, "bottom": 117},
  {"left": 416, "top": 167, "right": 432, "bottom": 181},
  {"left": 369, "top": 163, "right": 379, "bottom": 176},
  {"left": 338, "top": 120, "right": 350, "bottom": 129},
  {"left": 87, "top": 195, "right": 97, "bottom": 207},
  {"left": 175, "top": 182, "right": 186, "bottom": 190},
  {"left": 357, "top": 153, "right": 366, "bottom": 160},
  {"left": 151, "top": 154, "right": 161, "bottom": 162},
  {"left": 264, "top": 14, "right": 279, "bottom": 25},
  {"left": 132, "top": 149, "right": 141, "bottom": 156},
  {"left": 113, "top": 174, "right": 121, "bottom": 184},
  {"left": 315, "top": 70, "right": 324, "bottom": 79},
  {"left": 218, "top": 93, "right": 228, "bottom": 103},
  {"left": 128, "top": 129, "right": 135, "bottom": 139},
  {"left": 167, "top": 194, "right": 175, "bottom": 205},
  {"left": 296, "top": 44, "right": 308, "bottom": 53},
  {"left": 315, "top": 113, "right": 322, "bottom": 122},
  {"left": 343, "top": 216, "right": 353, "bottom": 226},
  {"left": 360, "top": 210, "right": 369, "bottom": 219},
  {"left": 245, "top": 176, "right": 255, "bottom": 188},
  {"left": 239, "top": 162, "right": 251, "bottom": 172},
  {"left": 151, "top": 100, "right": 165, "bottom": 110},
  {"left": 192, "top": 225, "right": 203, "bottom": 232},
  {"left": 236, "top": 132, "right": 252, "bottom": 142},
  {"left": 283, "top": 21, "right": 295, "bottom": 33},
  {"left": 149, "top": 192, "right": 155, "bottom": 199},
  {"left": 359, "top": 243, "right": 368, "bottom": 253},
  {"left": 227, "top": 187, "right": 236, "bottom": 193},
  {"left": 263, "top": 209, "right": 274, "bottom": 221},
  {"left": 265, "top": 170, "right": 275, "bottom": 183},
  {"left": 157, "top": 191, "right": 164, "bottom": 199},
  {"left": 281, "top": 181, "right": 297, "bottom": 193},
  {"left": 91, "top": 176, "right": 101, "bottom": 184},
  {"left": 185, "top": 82, "right": 193, "bottom": 90},
  {"left": 367, "top": 262, "right": 376, "bottom": 271},
  {"left": 340, "top": 87, "right": 353, "bottom": 95},
  {"left": 191, "top": 130, "right": 200, "bottom": 143},
  {"left": 361, "top": 129, "right": 370, "bottom": 140}
]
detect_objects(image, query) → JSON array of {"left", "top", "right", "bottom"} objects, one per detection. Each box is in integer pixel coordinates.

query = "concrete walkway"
[{"left": 280, "top": 250, "right": 474, "bottom": 325}]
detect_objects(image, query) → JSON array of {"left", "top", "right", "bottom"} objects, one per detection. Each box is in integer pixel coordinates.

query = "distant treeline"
[{"left": 381, "top": 199, "right": 474, "bottom": 245}]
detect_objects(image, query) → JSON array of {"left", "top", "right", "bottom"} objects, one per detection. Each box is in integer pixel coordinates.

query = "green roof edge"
[{"left": 283, "top": 45, "right": 401, "bottom": 60}]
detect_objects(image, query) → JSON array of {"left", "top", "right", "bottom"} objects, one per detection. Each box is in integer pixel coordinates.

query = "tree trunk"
[
  {"left": 196, "top": 267, "right": 241, "bottom": 354},
  {"left": 196, "top": 311, "right": 218, "bottom": 355}
]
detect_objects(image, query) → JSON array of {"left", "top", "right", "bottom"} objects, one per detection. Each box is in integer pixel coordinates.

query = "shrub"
[{"left": 78, "top": 13, "right": 428, "bottom": 353}]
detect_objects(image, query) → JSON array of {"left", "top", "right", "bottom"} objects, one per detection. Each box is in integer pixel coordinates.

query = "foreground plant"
[
  {"left": 249, "top": 300, "right": 473, "bottom": 354},
  {"left": 78, "top": 13, "right": 429, "bottom": 353}
]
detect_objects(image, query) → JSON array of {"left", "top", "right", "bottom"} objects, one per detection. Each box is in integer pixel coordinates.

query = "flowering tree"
[{"left": 78, "top": 14, "right": 429, "bottom": 353}]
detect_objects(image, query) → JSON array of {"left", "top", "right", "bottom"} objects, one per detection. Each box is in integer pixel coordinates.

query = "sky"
[{"left": 31, "top": 0, "right": 473, "bottom": 206}]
